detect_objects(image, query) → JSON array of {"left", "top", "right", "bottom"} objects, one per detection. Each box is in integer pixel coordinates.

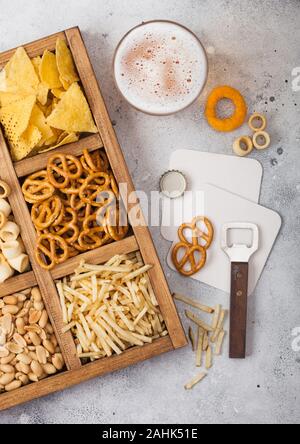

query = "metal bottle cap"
[{"left": 159, "top": 170, "right": 187, "bottom": 199}]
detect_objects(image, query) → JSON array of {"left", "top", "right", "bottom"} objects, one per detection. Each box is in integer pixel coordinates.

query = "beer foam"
[{"left": 114, "top": 21, "right": 208, "bottom": 115}]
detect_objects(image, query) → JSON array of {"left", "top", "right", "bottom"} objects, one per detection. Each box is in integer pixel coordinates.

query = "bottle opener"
[{"left": 221, "top": 223, "right": 259, "bottom": 359}]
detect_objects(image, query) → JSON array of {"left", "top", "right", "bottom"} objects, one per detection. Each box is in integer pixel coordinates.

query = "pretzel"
[
  {"left": 79, "top": 172, "right": 111, "bottom": 207},
  {"left": 81, "top": 149, "right": 109, "bottom": 173},
  {"left": 0, "top": 180, "right": 11, "bottom": 199},
  {"left": 22, "top": 171, "right": 55, "bottom": 204},
  {"left": 47, "top": 154, "right": 83, "bottom": 189},
  {"left": 172, "top": 242, "right": 207, "bottom": 277},
  {"left": 49, "top": 207, "right": 79, "bottom": 245},
  {"left": 31, "top": 196, "right": 64, "bottom": 230},
  {"left": 178, "top": 216, "right": 214, "bottom": 249},
  {"left": 35, "top": 233, "right": 69, "bottom": 270},
  {"left": 104, "top": 206, "right": 129, "bottom": 241},
  {"left": 78, "top": 228, "right": 110, "bottom": 251}
]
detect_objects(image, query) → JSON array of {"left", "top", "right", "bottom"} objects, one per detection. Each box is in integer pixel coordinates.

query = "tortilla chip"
[
  {"left": 51, "top": 88, "right": 65, "bottom": 99},
  {"left": 59, "top": 76, "right": 71, "bottom": 91},
  {"left": 10, "top": 125, "right": 41, "bottom": 161},
  {"left": 31, "top": 56, "right": 42, "bottom": 76},
  {"left": 0, "top": 91, "right": 28, "bottom": 107},
  {"left": 46, "top": 82, "right": 97, "bottom": 133},
  {"left": 56, "top": 39, "right": 79, "bottom": 84},
  {"left": 4, "top": 47, "right": 39, "bottom": 95},
  {"left": 40, "top": 50, "right": 62, "bottom": 89},
  {"left": 30, "top": 104, "right": 54, "bottom": 143},
  {"left": 37, "top": 83, "right": 49, "bottom": 106},
  {"left": 39, "top": 132, "right": 79, "bottom": 153},
  {"left": 0, "top": 95, "right": 36, "bottom": 140}
]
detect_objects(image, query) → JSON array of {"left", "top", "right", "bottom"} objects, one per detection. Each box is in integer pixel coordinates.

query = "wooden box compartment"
[{"left": 0, "top": 28, "right": 186, "bottom": 411}]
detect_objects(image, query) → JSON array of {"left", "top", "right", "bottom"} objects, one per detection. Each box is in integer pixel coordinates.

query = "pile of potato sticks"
[
  {"left": 56, "top": 253, "right": 168, "bottom": 361},
  {"left": 173, "top": 293, "right": 227, "bottom": 390}
]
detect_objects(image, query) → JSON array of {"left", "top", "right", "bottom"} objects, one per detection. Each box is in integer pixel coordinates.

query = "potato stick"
[
  {"left": 160, "top": 330, "right": 168, "bottom": 337},
  {"left": 67, "top": 303, "right": 74, "bottom": 323},
  {"left": 76, "top": 323, "right": 90, "bottom": 350},
  {"left": 114, "top": 307, "right": 135, "bottom": 331},
  {"left": 196, "top": 328, "right": 203, "bottom": 367},
  {"left": 202, "top": 331, "right": 209, "bottom": 352},
  {"left": 188, "top": 326, "right": 196, "bottom": 351},
  {"left": 133, "top": 306, "right": 148, "bottom": 326},
  {"left": 79, "top": 352, "right": 104, "bottom": 359},
  {"left": 62, "top": 321, "right": 76, "bottom": 333},
  {"left": 185, "top": 310, "right": 214, "bottom": 332},
  {"left": 126, "top": 281, "right": 139, "bottom": 308},
  {"left": 122, "top": 265, "right": 152, "bottom": 282},
  {"left": 78, "top": 312, "right": 92, "bottom": 341},
  {"left": 215, "top": 330, "right": 226, "bottom": 356},
  {"left": 91, "top": 274, "right": 98, "bottom": 303},
  {"left": 64, "top": 286, "right": 91, "bottom": 305},
  {"left": 185, "top": 373, "right": 206, "bottom": 390},
  {"left": 79, "top": 264, "right": 133, "bottom": 273},
  {"left": 144, "top": 275, "right": 158, "bottom": 306},
  {"left": 57, "top": 282, "right": 68, "bottom": 324},
  {"left": 117, "top": 331, "right": 144, "bottom": 347},
  {"left": 88, "top": 321, "right": 113, "bottom": 356},
  {"left": 211, "top": 310, "right": 226, "bottom": 343},
  {"left": 90, "top": 321, "right": 122, "bottom": 355},
  {"left": 99, "top": 311, "right": 144, "bottom": 346},
  {"left": 173, "top": 293, "right": 214, "bottom": 314},
  {"left": 205, "top": 346, "right": 212, "bottom": 370},
  {"left": 132, "top": 332, "right": 153, "bottom": 344},
  {"left": 212, "top": 304, "right": 221, "bottom": 330},
  {"left": 97, "top": 318, "right": 126, "bottom": 351}
]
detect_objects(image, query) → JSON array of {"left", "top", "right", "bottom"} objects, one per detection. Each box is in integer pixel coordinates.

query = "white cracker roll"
[
  {"left": 0, "top": 221, "right": 20, "bottom": 242},
  {"left": 0, "top": 180, "right": 11, "bottom": 199},
  {"left": 1, "top": 239, "right": 23, "bottom": 260},
  {"left": 0, "top": 199, "right": 11, "bottom": 218},
  {"left": 8, "top": 254, "right": 30, "bottom": 273},
  {"left": 0, "top": 254, "right": 14, "bottom": 283}
]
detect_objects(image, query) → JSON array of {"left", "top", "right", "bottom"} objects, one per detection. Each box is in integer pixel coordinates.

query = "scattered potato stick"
[
  {"left": 196, "top": 328, "right": 203, "bottom": 367},
  {"left": 202, "top": 331, "right": 209, "bottom": 352},
  {"left": 211, "top": 309, "right": 227, "bottom": 343},
  {"left": 185, "top": 372, "right": 206, "bottom": 390},
  {"left": 215, "top": 330, "right": 226, "bottom": 356},
  {"left": 173, "top": 293, "right": 214, "bottom": 314},
  {"left": 205, "top": 345, "right": 212, "bottom": 370},
  {"left": 212, "top": 304, "right": 221, "bottom": 330},
  {"left": 185, "top": 310, "right": 214, "bottom": 332},
  {"left": 188, "top": 326, "right": 196, "bottom": 351}
]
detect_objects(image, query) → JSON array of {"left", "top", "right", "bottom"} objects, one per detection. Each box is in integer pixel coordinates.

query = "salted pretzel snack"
[
  {"left": 22, "top": 149, "right": 129, "bottom": 270},
  {"left": 36, "top": 233, "right": 70, "bottom": 270},
  {"left": 172, "top": 242, "right": 207, "bottom": 277},
  {"left": 172, "top": 216, "right": 214, "bottom": 277},
  {"left": 22, "top": 171, "right": 55, "bottom": 204},
  {"left": 31, "top": 196, "right": 64, "bottom": 230},
  {"left": 178, "top": 216, "right": 214, "bottom": 249},
  {"left": 47, "top": 153, "right": 83, "bottom": 189}
]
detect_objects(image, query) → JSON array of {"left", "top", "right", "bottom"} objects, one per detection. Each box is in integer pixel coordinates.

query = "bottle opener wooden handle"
[
  {"left": 230, "top": 262, "right": 249, "bottom": 359},
  {"left": 221, "top": 223, "right": 259, "bottom": 360}
]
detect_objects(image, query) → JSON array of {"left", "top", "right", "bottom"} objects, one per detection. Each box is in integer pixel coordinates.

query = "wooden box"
[{"left": 0, "top": 28, "right": 186, "bottom": 411}]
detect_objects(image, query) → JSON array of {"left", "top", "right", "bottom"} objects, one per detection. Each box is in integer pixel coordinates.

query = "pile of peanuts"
[{"left": 0, "top": 287, "right": 65, "bottom": 393}]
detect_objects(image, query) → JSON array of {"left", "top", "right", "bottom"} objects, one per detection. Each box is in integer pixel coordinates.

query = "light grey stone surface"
[{"left": 0, "top": 0, "right": 299, "bottom": 425}]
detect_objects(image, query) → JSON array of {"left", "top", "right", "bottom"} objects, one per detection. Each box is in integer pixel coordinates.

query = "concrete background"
[{"left": 0, "top": 0, "right": 299, "bottom": 424}]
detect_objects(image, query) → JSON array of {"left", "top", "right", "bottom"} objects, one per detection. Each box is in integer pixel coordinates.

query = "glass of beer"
[{"left": 113, "top": 20, "right": 208, "bottom": 116}]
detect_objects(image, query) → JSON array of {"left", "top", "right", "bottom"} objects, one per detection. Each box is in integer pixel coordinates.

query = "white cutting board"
[
  {"left": 167, "top": 184, "right": 282, "bottom": 295},
  {"left": 161, "top": 150, "right": 263, "bottom": 241}
]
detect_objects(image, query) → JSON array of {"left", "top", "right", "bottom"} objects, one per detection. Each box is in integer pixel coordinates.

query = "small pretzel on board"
[
  {"left": 178, "top": 216, "right": 214, "bottom": 249},
  {"left": 172, "top": 242, "right": 207, "bottom": 277}
]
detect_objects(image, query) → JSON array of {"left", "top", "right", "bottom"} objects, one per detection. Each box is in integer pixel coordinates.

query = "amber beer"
[{"left": 114, "top": 20, "right": 208, "bottom": 115}]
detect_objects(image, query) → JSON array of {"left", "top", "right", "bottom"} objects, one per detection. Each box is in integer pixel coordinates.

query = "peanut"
[{"left": 0, "top": 288, "right": 63, "bottom": 394}]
